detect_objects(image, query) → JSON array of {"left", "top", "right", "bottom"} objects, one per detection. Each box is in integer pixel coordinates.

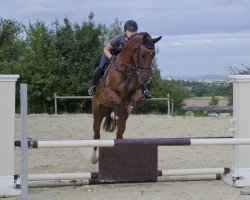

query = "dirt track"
[{"left": 5, "top": 114, "right": 250, "bottom": 200}]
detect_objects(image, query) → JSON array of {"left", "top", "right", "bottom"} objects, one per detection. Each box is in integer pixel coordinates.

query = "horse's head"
[{"left": 131, "top": 33, "right": 162, "bottom": 84}]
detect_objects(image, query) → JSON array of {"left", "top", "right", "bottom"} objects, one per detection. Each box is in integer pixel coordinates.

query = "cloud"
[
  {"left": 156, "top": 32, "right": 250, "bottom": 76},
  {"left": 2, "top": 0, "right": 250, "bottom": 35},
  {"left": 2, "top": 0, "right": 250, "bottom": 77},
  {"left": 159, "top": 32, "right": 250, "bottom": 50}
]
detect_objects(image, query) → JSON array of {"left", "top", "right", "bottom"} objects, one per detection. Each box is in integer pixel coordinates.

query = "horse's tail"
[{"left": 102, "top": 109, "right": 117, "bottom": 132}]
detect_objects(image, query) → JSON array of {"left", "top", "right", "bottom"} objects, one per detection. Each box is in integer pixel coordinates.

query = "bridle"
[
  {"left": 134, "top": 43, "right": 155, "bottom": 83},
  {"left": 111, "top": 41, "right": 155, "bottom": 83},
  {"left": 105, "top": 37, "right": 155, "bottom": 106}
]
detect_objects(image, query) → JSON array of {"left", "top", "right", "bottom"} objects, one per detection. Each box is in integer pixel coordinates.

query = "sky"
[{"left": 1, "top": 0, "right": 250, "bottom": 77}]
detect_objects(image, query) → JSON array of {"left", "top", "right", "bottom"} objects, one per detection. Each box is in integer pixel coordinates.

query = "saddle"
[{"left": 100, "top": 64, "right": 111, "bottom": 92}]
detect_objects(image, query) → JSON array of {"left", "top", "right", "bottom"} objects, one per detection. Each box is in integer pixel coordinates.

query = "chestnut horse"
[{"left": 91, "top": 32, "right": 162, "bottom": 163}]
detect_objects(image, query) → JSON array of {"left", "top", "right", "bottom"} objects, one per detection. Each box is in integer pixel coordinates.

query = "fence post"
[
  {"left": 167, "top": 93, "right": 170, "bottom": 116},
  {"left": 20, "top": 84, "right": 28, "bottom": 200},
  {"left": 171, "top": 101, "right": 174, "bottom": 115},
  {"left": 54, "top": 93, "right": 57, "bottom": 115}
]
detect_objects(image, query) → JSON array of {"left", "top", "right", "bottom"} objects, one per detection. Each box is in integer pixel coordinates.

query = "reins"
[
  {"left": 110, "top": 42, "right": 155, "bottom": 77},
  {"left": 107, "top": 41, "right": 155, "bottom": 103}
]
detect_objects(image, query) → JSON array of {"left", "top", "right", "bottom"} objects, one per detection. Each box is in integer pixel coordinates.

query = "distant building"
[{"left": 203, "top": 79, "right": 229, "bottom": 83}]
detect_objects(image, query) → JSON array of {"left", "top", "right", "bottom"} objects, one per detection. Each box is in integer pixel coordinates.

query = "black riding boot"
[
  {"left": 141, "top": 84, "right": 153, "bottom": 99},
  {"left": 88, "top": 67, "right": 103, "bottom": 96}
]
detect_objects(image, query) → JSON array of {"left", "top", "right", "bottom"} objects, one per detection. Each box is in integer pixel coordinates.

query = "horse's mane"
[{"left": 131, "top": 32, "right": 150, "bottom": 38}]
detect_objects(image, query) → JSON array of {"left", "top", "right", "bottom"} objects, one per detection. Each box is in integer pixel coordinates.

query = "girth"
[{"left": 100, "top": 63, "right": 139, "bottom": 105}]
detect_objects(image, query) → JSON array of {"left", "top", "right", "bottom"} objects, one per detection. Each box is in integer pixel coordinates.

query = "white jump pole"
[
  {"left": 26, "top": 175, "right": 220, "bottom": 188},
  {"left": 18, "top": 167, "right": 227, "bottom": 182},
  {"left": 27, "top": 173, "right": 94, "bottom": 181},
  {"left": 222, "top": 75, "right": 250, "bottom": 187},
  {"left": 0, "top": 75, "right": 20, "bottom": 196}
]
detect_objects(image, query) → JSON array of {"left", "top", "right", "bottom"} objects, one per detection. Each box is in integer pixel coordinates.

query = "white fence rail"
[{"left": 53, "top": 93, "right": 174, "bottom": 115}]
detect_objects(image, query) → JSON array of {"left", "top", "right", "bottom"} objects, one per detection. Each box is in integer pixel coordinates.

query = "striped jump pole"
[{"left": 14, "top": 138, "right": 250, "bottom": 148}]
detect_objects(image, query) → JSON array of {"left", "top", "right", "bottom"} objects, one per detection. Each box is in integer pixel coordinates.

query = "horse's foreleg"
[
  {"left": 91, "top": 101, "right": 106, "bottom": 164},
  {"left": 91, "top": 133, "right": 100, "bottom": 164},
  {"left": 116, "top": 108, "right": 129, "bottom": 139},
  {"left": 127, "top": 101, "right": 134, "bottom": 113},
  {"left": 106, "top": 88, "right": 122, "bottom": 105},
  {"left": 91, "top": 120, "right": 102, "bottom": 164},
  {"left": 128, "top": 89, "right": 143, "bottom": 113},
  {"left": 132, "top": 89, "right": 143, "bottom": 103}
]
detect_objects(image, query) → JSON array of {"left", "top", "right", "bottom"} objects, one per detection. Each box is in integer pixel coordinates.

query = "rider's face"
[{"left": 125, "top": 30, "right": 137, "bottom": 38}]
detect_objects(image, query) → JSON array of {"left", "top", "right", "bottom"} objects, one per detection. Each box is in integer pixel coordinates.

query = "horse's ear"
[
  {"left": 142, "top": 33, "right": 148, "bottom": 43},
  {"left": 151, "top": 36, "right": 162, "bottom": 43}
]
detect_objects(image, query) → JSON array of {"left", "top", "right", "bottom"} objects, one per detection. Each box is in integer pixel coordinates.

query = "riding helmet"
[{"left": 124, "top": 20, "right": 138, "bottom": 32}]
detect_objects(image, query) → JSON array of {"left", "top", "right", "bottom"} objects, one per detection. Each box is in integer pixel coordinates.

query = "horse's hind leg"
[
  {"left": 91, "top": 100, "right": 107, "bottom": 164},
  {"left": 116, "top": 108, "right": 129, "bottom": 139}
]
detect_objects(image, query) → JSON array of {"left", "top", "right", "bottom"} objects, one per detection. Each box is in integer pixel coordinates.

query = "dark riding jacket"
[
  {"left": 98, "top": 33, "right": 127, "bottom": 71},
  {"left": 108, "top": 33, "right": 127, "bottom": 55}
]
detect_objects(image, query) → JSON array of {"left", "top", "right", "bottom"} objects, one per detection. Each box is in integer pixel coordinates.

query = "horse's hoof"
[
  {"left": 111, "top": 111, "right": 119, "bottom": 120},
  {"left": 127, "top": 105, "right": 132, "bottom": 113},
  {"left": 91, "top": 150, "right": 99, "bottom": 164},
  {"left": 91, "top": 157, "right": 99, "bottom": 164},
  {"left": 111, "top": 111, "right": 115, "bottom": 119}
]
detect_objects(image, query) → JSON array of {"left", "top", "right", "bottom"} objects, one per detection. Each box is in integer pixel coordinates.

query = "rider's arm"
[{"left": 103, "top": 43, "right": 113, "bottom": 59}]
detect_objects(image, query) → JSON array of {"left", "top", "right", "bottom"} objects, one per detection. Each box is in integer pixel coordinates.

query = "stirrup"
[
  {"left": 88, "top": 85, "right": 97, "bottom": 96},
  {"left": 143, "top": 90, "right": 153, "bottom": 99}
]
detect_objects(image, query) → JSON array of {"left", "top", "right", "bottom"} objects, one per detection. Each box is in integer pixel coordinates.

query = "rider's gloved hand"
[{"left": 109, "top": 55, "right": 115, "bottom": 63}]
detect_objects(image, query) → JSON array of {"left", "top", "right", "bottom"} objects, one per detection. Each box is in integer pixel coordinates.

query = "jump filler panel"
[{"left": 98, "top": 146, "right": 158, "bottom": 183}]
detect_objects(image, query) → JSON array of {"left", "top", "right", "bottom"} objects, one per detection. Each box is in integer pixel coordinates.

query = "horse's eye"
[{"left": 141, "top": 54, "right": 145, "bottom": 58}]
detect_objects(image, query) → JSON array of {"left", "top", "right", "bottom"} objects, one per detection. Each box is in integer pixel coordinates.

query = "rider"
[{"left": 88, "top": 20, "right": 152, "bottom": 99}]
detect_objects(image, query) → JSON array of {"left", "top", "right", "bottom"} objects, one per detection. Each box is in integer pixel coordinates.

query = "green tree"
[
  {"left": 162, "top": 79, "right": 191, "bottom": 110},
  {"left": 104, "top": 17, "right": 122, "bottom": 42},
  {"left": 191, "top": 83, "right": 208, "bottom": 97},
  {"left": 209, "top": 94, "right": 219, "bottom": 106},
  {"left": 147, "top": 56, "right": 163, "bottom": 97},
  {"left": 0, "top": 18, "right": 24, "bottom": 73},
  {"left": 17, "top": 20, "right": 58, "bottom": 113},
  {"left": 52, "top": 14, "right": 104, "bottom": 113}
]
